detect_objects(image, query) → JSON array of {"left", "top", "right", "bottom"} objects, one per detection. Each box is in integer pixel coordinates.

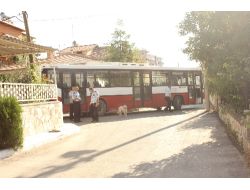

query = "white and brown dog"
[{"left": 117, "top": 105, "right": 128, "bottom": 116}]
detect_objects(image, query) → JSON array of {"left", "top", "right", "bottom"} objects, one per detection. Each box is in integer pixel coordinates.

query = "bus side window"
[
  {"left": 188, "top": 72, "right": 193, "bottom": 85},
  {"left": 62, "top": 73, "right": 71, "bottom": 88},
  {"left": 94, "top": 81, "right": 101, "bottom": 87},
  {"left": 195, "top": 75, "right": 201, "bottom": 86},
  {"left": 95, "top": 71, "right": 109, "bottom": 87},
  {"left": 171, "top": 72, "right": 186, "bottom": 86},
  {"left": 110, "top": 71, "right": 131, "bottom": 87},
  {"left": 87, "top": 72, "right": 95, "bottom": 88},
  {"left": 166, "top": 72, "right": 170, "bottom": 85},
  {"left": 75, "top": 73, "right": 84, "bottom": 87},
  {"left": 152, "top": 71, "right": 167, "bottom": 86}
]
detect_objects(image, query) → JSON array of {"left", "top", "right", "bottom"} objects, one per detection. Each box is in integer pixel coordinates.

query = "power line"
[
  {"left": 14, "top": 15, "right": 23, "bottom": 23},
  {"left": 1, "top": 12, "right": 99, "bottom": 23},
  {"left": 29, "top": 14, "right": 108, "bottom": 22}
]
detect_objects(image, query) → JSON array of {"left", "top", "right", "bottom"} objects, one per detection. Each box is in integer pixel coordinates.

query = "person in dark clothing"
[
  {"left": 72, "top": 86, "right": 81, "bottom": 123},
  {"left": 89, "top": 87, "right": 100, "bottom": 122},
  {"left": 68, "top": 87, "right": 74, "bottom": 120},
  {"left": 164, "top": 85, "right": 172, "bottom": 112}
]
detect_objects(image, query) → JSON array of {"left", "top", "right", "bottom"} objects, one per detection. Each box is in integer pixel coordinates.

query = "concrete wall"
[
  {"left": 209, "top": 94, "right": 250, "bottom": 164},
  {"left": 21, "top": 101, "right": 63, "bottom": 137}
]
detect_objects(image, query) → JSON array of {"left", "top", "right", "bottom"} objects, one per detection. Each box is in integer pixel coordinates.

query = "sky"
[{"left": 2, "top": 0, "right": 250, "bottom": 68}]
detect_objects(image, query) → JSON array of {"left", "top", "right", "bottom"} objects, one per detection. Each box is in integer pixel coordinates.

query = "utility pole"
[{"left": 22, "top": 11, "right": 33, "bottom": 63}]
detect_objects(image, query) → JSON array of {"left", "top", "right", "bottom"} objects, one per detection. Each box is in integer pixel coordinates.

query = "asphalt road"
[{"left": 0, "top": 109, "right": 249, "bottom": 177}]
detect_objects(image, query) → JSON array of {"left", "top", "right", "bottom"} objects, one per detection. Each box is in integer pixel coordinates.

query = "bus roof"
[{"left": 42, "top": 63, "right": 201, "bottom": 71}]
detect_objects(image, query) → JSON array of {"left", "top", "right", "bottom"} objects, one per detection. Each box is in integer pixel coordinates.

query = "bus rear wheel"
[
  {"left": 173, "top": 96, "right": 183, "bottom": 110},
  {"left": 98, "top": 99, "right": 107, "bottom": 116}
]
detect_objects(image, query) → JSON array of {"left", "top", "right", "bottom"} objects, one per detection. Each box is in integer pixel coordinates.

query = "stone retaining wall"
[
  {"left": 209, "top": 94, "right": 250, "bottom": 165},
  {"left": 209, "top": 94, "right": 220, "bottom": 111},
  {"left": 21, "top": 101, "right": 63, "bottom": 137}
]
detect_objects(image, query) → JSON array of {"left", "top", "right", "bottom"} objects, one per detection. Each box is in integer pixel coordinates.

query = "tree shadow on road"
[
  {"left": 29, "top": 112, "right": 250, "bottom": 178},
  {"left": 30, "top": 111, "right": 207, "bottom": 177},
  {"left": 112, "top": 113, "right": 250, "bottom": 178},
  {"left": 112, "top": 142, "right": 250, "bottom": 178},
  {"left": 61, "top": 150, "right": 97, "bottom": 159}
]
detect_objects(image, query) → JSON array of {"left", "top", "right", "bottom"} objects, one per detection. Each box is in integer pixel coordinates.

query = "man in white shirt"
[
  {"left": 164, "top": 85, "right": 172, "bottom": 112},
  {"left": 89, "top": 87, "right": 100, "bottom": 122}
]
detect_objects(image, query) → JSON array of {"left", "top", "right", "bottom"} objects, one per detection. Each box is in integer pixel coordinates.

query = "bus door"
[
  {"left": 142, "top": 71, "right": 152, "bottom": 107},
  {"left": 61, "top": 72, "right": 73, "bottom": 113},
  {"left": 74, "top": 72, "right": 87, "bottom": 111},
  {"left": 61, "top": 71, "right": 87, "bottom": 113},
  {"left": 132, "top": 71, "right": 152, "bottom": 107},
  {"left": 132, "top": 71, "right": 141, "bottom": 107},
  {"left": 187, "top": 72, "right": 196, "bottom": 104},
  {"left": 194, "top": 72, "right": 203, "bottom": 104}
]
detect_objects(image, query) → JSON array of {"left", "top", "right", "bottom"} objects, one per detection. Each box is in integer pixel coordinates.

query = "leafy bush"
[
  {"left": 0, "top": 97, "right": 23, "bottom": 150},
  {"left": 0, "top": 64, "right": 42, "bottom": 83}
]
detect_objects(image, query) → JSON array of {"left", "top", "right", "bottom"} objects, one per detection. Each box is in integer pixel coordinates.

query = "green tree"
[
  {"left": 179, "top": 12, "right": 250, "bottom": 112},
  {"left": 106, "top": 20, "right": 142, "bottom": 63},
  {"left": 133, "top": 48, "right": 146, "bottom": 63}
]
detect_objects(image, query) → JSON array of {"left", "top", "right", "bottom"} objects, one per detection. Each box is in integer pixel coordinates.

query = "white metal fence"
[{"left": 0, "top": 82, "right": 58, "bottom": 102}]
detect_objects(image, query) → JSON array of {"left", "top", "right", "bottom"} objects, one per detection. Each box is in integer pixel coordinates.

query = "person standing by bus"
[
  {"left": 68, "top": 86, "right": 74, "bottom": 120},
  {"left": 89, "top": 87, "right": 100, "bottom": 122},
  {"left": 164, "top": 85, "right": 172, "bottom": 112},
  {"left": 72, "top": 86, "right": 81, "bottom": 123}
]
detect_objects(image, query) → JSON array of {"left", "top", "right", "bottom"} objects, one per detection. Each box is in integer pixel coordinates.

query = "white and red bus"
[{"left": 42, "top": 63, "right": 203, "bottom": 115}]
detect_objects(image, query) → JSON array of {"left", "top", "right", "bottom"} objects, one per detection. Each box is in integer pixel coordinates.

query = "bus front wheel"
[
  {"left": 173, "top": 96, "right": 183, "bottom": 110},
  {"left": 98, "top": 99, "right": 107, "bottom": 116}
]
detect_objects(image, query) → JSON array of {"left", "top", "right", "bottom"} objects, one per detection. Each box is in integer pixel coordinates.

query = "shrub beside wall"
[{"left": 0, "top": 97, "right": 23, "bottom": 150}]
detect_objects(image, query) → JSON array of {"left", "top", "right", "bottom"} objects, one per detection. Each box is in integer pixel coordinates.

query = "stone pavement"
[{"left": 0, "top": 123, "right": 80, "bottom": 160}]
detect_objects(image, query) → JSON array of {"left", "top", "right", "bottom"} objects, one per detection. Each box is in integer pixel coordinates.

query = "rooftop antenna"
[{"left": 0, "top": 12, "right": 9, "bottom": 20}]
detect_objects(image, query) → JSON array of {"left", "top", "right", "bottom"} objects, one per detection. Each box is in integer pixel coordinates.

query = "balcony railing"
[{"left": 0, "top": 82, "right": 58, "bottom": 102}]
